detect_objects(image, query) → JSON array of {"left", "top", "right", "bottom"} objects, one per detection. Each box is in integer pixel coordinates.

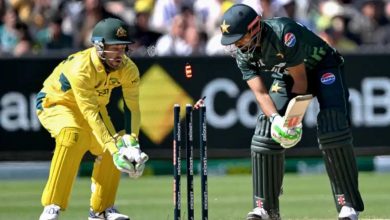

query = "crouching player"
[{"left": 36, "top": 18, "right": 148, "bottom": 220}]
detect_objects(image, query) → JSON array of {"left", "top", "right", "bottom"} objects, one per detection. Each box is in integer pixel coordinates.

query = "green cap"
[
  {"left": 220, "top": 4, "right": 259, "bottom": 45},
  {"left": 91, "top": 18, "right": 134, "bottom": 45}
]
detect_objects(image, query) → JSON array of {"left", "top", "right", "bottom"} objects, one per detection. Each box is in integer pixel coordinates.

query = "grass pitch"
[{"left": 0, "top": 172, "right": 389, "bottom": 220}]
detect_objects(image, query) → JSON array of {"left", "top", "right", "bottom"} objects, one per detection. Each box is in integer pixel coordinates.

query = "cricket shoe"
[
  {"left": 89, "top": 206, "right": 130, "bottom": 220},
  {"left": 338, "top": 205, "right": 359, "bottom": 220},
  {"left": 247, "top": 207, "right": 270, "bottom": 220},
  {"left": 39, "top": 204, "right": 60, "bottom": 220}
]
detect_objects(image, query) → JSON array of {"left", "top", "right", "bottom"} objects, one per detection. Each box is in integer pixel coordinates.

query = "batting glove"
[{"left": 271, "top": 115, "right": 302, "bottom": 148}]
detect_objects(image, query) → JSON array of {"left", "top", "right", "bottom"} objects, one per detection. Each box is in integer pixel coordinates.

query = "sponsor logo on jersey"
[
  {"left": 284, "top": 33, "right": 296, "bottom": 47},
  {"left": 109, "top": 78, "right": 120, "bottom": 85},
  {"left": 321, "top": 72, "right": 336, "bottom": 85}
]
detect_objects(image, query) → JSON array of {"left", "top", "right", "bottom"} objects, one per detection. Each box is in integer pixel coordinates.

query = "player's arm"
[
  {"left": 119, "top": 63, "right": 149, "bottom": 178},
  {"left": 286, "top": 63, "right": 307, "bottom": 94},
  {"left": 282, "top": 22, "right": 307, "bottom": 94},
  {"left": 69, "top": 71, "right": 118, "bottom": 154},
  {"left": 246, "top": 76, "right": 278, "bottom": 117},
  {"left": 70, "top": 70, "right": 145, "bottom": 175},
  {"left": 121, "top": 62, "right": 141, "bottom": 137}
]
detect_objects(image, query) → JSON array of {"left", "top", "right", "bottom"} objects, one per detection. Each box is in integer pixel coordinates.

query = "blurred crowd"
[{"left": 1, "top": 0, "right": 390, "bottom": 57}]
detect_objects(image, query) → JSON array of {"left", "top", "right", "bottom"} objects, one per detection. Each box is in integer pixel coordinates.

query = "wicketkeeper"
[
  {"left": 220, "top": 4, "right": 364, "bottom": 220},
  {"left": 36, "top": 18, "right": 148, "bottom": 220}
]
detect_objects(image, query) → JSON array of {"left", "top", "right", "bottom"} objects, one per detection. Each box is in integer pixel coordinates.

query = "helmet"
[
  {"left": 91, "top": 18, "right": 134, "bottom": 45},
  {"left": 220, "top": 4, "right": 261, "bottom": 45}
]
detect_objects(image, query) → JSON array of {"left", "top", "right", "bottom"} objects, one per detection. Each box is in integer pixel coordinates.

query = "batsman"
[
  {"left": 220, "top": 4, "right": 364, "bottom": 220},
  {"left": 36, "top": 18, "right": 148, "bottom": 220}
]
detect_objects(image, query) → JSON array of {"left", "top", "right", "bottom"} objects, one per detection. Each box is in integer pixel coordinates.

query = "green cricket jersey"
[{"left": 236, "top": 17, "right": 331, "bottom": 81}]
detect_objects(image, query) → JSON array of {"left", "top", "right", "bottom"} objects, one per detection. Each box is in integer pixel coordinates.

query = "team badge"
[
  {"left": 254, "top": 196, "right": 264, "bottom": 208},
  {"left": 284, "top": 33, "right": 296, "bottom": 47},
  {"left": 336, "top": 194, "right": 346, "bottom": 206},
  {"left": 220, "top": 20, "right": 230, "bottom": 33},
  {"left": 109, "top": 78, "right": 120, "bottom": 85},
  {"left": 271, "top": 82, "right": 282, "bottom": 93},
  {"left": 321, "top": 73, "right": 336, "bottom": 85},
  {"left": 116, "top": 27, "right": 127, "bottom": 37}
]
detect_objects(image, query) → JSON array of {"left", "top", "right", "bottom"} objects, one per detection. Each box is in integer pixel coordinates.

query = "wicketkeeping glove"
[
  {"left": 115, "top": 134, "right": 149, "bottom": 178},
  {"left": 271, "top": 115, "right": 302, "bottom": 148},
  {"left": 112, "top": 152, "right": 134, "bottom": 174}
]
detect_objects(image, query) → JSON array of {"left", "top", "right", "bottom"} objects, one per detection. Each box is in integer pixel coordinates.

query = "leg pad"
[
  {"left": 251, "top": 115, "right": 285, "bottom": 214},
  {"left": 317, "top": 109, "right": 364, "bottom": 212}
]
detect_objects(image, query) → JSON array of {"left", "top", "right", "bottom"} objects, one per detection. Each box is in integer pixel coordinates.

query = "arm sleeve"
[
  {"left": 122, "top": 63, "right": 141, "bottom": 137},
  {"left": 68, "top": 70, "right": 118, "bottom": 154},
  {"left": 236, "top": 53, "right": 259, "bottom": 81},
  {"left": 283, "top": 23, "right": 305, "bottom": 67}
]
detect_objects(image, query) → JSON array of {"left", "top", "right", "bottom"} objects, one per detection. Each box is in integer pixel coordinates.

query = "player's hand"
[
  {"left": 280, "top": 125, "right": 302, "bottom": 148},
  {"left": 129, "top": 152, "right": 149, "bottom": 178},
  {"left": 116, "top": 134, "right": 149, "bottom": 178},
  {"left": 112, "top": 152, "right": 134, "bottom": 174},
  {"left": 116, "top": 134, "right": 142, "bottom": 162},
  {"left": 271, "top": 115, "right": 302, "bottom": 148}
]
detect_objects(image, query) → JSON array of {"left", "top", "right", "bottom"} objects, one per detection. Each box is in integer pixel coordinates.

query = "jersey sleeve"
[
  {"left": 236, "top": 52, "right": 259, "bottom": 81},
  {"left": 282, "top": 22, "right": 305, "bottom": 67},
  {"left": 67, "top": 68, "right": 118, "bottom": 154},
  {"left": 121, "top": 60, "right": 141, "bottom": 137}
]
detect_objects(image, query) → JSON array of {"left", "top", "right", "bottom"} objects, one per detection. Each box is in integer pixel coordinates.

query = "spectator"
[
  {"left": 8, "top": 0, "right": 33, "bottom": 24},
  {"left": 319, "top": 23, "right": 359, "bottom": 52},
  {"left": 130, "top": 0, "right": 162, "bottom": 56},
  {"left": 104, "top": 0, "right": 136, "bottom": 25},
  {"left": 29, "top": 0, "right": 53, "bottom": 32},
  {"left": 271, "top": 0, "right": 313, "bottom": 29},
  {"left": 349, "top": 0, "right": 389, "bottom": 45},
  {"left": 35, "top": 13, "right": 73, "bottom": 51},
  {"left": 0, "top": 0, "right": 5, "bottom": 25},
  {"left": 193, "top": 0, "right": 226, "bottom": 38},
  {"left": 386, "top": 0, "right": 390, "bottom": 20},
  {"left": 184, "top": 25, "right": 206, "bottom": 55},
  {"left": 155, "top": 14, "right": 192, "bottom": 56},
  {"left": 13, "top": 21, "right": 33, "bottom": 56},
  {"left": 64, "top": 0, "right": 120, "bottom": 48},
  {"left": 315, "top": 0, "right": 345, "bottom": 32},
  {"left": 204, "top": 0, "right": 233, "bottom": 55},
  {"left": 259, "top": 0, "right": 275, "bottom": 18},
  {"left": 205, "top": 31, "right": 225, "bottom": 55},
  {"left": 238, "top": 0, "right": 262, "bottom": 14},
  {"left": 0, "top": 8, "right": 19, "bottom": 54},
  {"left": 150, "top": 0, "right": 182, "bottom": 34}
]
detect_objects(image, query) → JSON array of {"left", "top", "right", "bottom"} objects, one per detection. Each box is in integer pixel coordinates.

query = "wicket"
[{"left": 173, "top": 103, "right": 208, "bottom": 220}]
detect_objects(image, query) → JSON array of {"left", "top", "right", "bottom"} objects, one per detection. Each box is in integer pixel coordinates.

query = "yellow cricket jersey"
[{"left": 36, "top": 47, "right": 141, "bottom": 154}]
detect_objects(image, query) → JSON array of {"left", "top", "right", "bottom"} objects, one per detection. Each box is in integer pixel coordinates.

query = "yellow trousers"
[{"left": 37, "top": 105, "right": 120, "bottom": 212}]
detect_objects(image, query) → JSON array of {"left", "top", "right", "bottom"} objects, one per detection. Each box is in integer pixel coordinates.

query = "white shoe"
[
  {"left": 247, "top": 207, "right": 270, "bottom": 220},
  {"left": 39, "top": 204, "right": 60, "bottom": 220},
  {"left": 338, "top": 205, "right": 359, "bottom": 220},
  {"left": 88, "top": 206, "right": 130, "bottom": 220}
]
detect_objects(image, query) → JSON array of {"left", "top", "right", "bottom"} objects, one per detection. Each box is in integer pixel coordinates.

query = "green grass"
[{"left": 0, "top": 172, "right": 389, "bottom": 219}]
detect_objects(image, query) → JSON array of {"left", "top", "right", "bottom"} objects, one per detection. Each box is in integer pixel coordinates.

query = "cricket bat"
[{"left": 283, "top": 94, "right": 313, "bottom": 128}]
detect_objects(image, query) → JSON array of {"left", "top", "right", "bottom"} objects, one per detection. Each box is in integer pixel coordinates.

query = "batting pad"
[
  {"left": 90, "top": 150, "right": 121, "bottom": 213},
  {"left": 41, "top": 127, "right": 88, "bottom": 209},
  {"left": 250, "top": 115, "right": 285, "bottom": 213},
  {"left": 317, "top": 109, "right": 364, "bottom": 212}
]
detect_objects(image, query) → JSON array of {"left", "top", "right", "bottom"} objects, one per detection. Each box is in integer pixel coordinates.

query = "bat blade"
[{"left": 284, "top": 94, "right": 313, "bottom": 128}]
